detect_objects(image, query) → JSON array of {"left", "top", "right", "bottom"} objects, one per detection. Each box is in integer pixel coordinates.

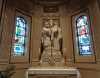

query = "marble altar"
[{"left": 26, "top": 67, "right": 81, "bottom": 78}]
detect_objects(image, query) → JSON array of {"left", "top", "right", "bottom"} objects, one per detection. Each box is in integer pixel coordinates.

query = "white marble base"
[{"left": 26, "top": 67, "right": 81, "bottom": 78}]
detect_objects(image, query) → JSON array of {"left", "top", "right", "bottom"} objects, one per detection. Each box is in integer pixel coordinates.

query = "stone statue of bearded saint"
[{"left": 39, "top": 19, "right": 63, "bottom": 63}]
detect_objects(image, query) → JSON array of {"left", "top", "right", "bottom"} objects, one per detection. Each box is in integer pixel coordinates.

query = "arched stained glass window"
[
  {"left": 76, "top": 15, "right": 94, "bottom": 56},
  {"left": 12, "top": 16, "right": 28, "bottom": 56}
]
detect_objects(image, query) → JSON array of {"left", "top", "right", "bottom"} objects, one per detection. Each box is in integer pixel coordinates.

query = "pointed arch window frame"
[
  {"left": 72, "top": 9, "right": 96, "bottom": 63},
  {"left": 10, "top": 10, "right": 31, "bottom": 63}
]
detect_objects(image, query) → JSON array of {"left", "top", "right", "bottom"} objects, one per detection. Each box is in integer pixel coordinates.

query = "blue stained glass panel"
[
  {"left": 77, "top": 16, "right": 88, "bottom": 27},
  {"left": 16, "top": 17, "right": 26, "bottom": 28},
  {"left": 76, "top": 15, "right": 93, "bottom": 56},
  {"left": 79, "top": 45, "right": 92, "bottom": 55},
  {"left": 16, "top": 26, "right": 25, "bottom": 36},
  {"left": 15, "top": 36, "right": 25, "bottom": 44},
  {"left": 79, "top": 35, "right": 90, "bottom": 45},
  {"left": 12, "top": 16, "right": 27, "bottom": 56},
  {"left": 14, "top": 44, "right": 24, "bottom": 53}
]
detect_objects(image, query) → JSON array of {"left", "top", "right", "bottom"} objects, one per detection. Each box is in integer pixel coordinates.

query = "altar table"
[{"left": 26, "top": 67, "right": 81, "bottom": 78}]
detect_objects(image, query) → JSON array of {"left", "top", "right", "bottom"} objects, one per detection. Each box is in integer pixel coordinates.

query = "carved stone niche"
[{"left": 39, "top": 16, "right": 64, "bottom": 66}]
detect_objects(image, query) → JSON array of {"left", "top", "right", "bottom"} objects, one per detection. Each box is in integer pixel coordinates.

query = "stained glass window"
[
  {"left": 76, "top": 15, "right": 94, "bottom": 56},
  {"left": 12, "top": 16, "right": 28, "bottom": 56}
]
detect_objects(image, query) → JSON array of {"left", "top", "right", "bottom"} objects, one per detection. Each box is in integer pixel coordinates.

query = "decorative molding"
[
  {"left": 96, "top": 58, "right": 100, "bottom": 63},
  {"left": 97, "top": 0, "right": 100, "bottom": 10},
  {"left": 0, "top": 59, "right": 9, "bottom": 64},
  {"left": 43, "top": 6, "right": 59, "bottom": 13},
  {"left": 33, "top": 0, "right": 67, "bottom": 6}
]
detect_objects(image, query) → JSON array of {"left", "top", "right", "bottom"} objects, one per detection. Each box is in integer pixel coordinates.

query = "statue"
[{"left": 39, "top": 19, "right": 63, "bottom": 66}]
